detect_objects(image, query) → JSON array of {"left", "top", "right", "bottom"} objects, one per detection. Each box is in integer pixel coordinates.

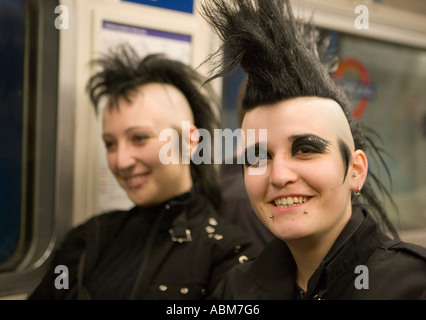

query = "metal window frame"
[{"left": 0, "top": 0, "right": 74, "bottom": 298}]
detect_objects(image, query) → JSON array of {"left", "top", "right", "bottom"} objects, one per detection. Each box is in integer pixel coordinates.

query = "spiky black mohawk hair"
[
  {"left": 201, "top": 0, "right": 350, "bottom": 111},
  {"left": 201, "top": 0, "right": 399, "bottom": 237}
]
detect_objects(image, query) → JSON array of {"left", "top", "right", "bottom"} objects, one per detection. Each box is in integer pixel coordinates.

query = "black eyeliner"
[
  {"left": 244, "top": 142, "right": 268, "bottom": 166},
  {"left": 291, "top": 134, "right": 330, "bottom": 154}
]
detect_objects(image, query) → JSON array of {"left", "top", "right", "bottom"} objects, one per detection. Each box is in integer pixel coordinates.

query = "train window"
[
  {"left": 0, "top": 0, "right": 66, "bottom": 297},
  {"left": 0, "top": 0, "right": 26, "bottom": 268},
  {"left": 330, "top": 30, "right": 426, "bottom": 232}
]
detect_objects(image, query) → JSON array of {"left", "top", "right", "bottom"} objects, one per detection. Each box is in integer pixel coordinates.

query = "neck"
[
  {"left": 287, "top": 239, "right": 330, "bottom": 292},
  {"left": 286, "top": 213, "right": 352, "bottom": 292}
]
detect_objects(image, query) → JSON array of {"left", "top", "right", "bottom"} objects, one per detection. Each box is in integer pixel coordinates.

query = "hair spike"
[
  {"left": 201, "top": 0, "right": 348, "bottom": 111},
  {"left": 201, "top": 0, "right": 398, "bottom": 237}
]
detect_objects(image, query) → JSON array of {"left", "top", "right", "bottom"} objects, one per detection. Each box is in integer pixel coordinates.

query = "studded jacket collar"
[{"left": 29, "top": 186, "right": 261, "bottom": 300}]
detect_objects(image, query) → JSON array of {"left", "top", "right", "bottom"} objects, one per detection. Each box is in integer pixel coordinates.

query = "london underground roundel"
[{"left": 333, "top": 58, "right": 376, "bottom": 118}]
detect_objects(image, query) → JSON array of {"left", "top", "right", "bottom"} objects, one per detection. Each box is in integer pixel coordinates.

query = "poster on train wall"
[
  {"left": 97, "top": 20, "right": 192, "bottom": 213},
  {"left": 121, "top": 0, "right": 194, "bottom": 14},
  {"left": 100, "top": 21, "right": 191, "bottom": 64}
]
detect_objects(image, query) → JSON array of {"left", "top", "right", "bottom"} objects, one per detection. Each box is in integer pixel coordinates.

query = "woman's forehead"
[
  {"left": 242, "top": 97, "right": 354, "bottom": 149},
  {"left": 137, "top": 83, "right": 194, "bottom": 126},
  {"left": 103, "top": 83, "right": 194, "bottom": 130}
]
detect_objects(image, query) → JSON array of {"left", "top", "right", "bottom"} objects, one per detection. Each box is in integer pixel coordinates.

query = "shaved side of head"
[{"left": 135, "top": 83, "right": 195, "bottom": 130}]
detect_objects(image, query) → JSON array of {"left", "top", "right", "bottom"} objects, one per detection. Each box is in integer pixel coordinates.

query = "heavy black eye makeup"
[
  {"left": 243, "top": 142, "right": 269, "bottom": 167},
  {"left": 290, "top": 134, "right": 331, "bottom": 156},
  {"left": 242, "top": 134, "right": 330, "bottom": 166}
]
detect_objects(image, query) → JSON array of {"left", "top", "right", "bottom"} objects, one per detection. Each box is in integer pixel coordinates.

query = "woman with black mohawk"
[
  {"left": 29, "top": 45, "right": 260, "bottom": 300},
  {"left": 201, "top": 0, "right": 426, "bottom": 299}
]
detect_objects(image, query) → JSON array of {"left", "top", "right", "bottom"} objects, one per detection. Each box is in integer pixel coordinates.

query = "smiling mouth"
[
  {"left": 123, "top": 174, "right": 148, "bottom": 189},
  {"left": 274, "top": 196, "right": 309, "bottom": 208}
]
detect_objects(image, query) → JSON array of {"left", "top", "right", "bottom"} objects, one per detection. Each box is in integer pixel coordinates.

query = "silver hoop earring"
[{"left": 354, "top": 187, "right": 361, "bottom": 197}]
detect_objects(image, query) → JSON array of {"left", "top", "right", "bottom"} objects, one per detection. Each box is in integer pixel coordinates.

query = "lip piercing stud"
[
  {"left": 304, "top": 211, "right": 308, "bottom": 214},
  {"left": 269, "top": 215, "right": 273, "bottom": 219}
]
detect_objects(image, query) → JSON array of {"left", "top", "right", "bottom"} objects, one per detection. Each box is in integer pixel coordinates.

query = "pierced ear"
[
  {"left": 350, "top": 149, "right": 368, "bottom": 191},
  {"left": 180, "top": 124, "right": 199, "bottom": 164},
  {"left": 189, "top": 125, "right": 200, "bottom": 156}
]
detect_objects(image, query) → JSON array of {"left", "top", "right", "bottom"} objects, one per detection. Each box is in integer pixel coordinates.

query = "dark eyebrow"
[
  {"left": 102, "top": 133, "right": 114, "bottom": 140},
  {"left": 124, "top": 126, "right": 155, "bottom": 134},
  {"left": 102, "top": 126, "right": 155, "bottom": 139},
  {"left": 288, "top": 133, "right": 330, "bottom": 145},
  {"left": 290, "top": 134, "right": 331, "bottom": 154}
]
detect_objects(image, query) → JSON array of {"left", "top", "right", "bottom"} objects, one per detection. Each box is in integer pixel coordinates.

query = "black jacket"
[
  {"left": 29, "top": 188, "right": 260, "bottom": 300},
  {"left": 212, "top": 208, "right": 426, "bottom": 300}
]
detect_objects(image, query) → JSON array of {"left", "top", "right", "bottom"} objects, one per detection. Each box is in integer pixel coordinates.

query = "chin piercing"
[{"left": 304, "top": 211, "right": 308, "bottom": 214}]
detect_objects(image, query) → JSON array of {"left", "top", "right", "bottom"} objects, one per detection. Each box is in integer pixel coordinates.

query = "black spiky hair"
[
  {"left": 86, "top": 44, "right": 222, "bottom": 209},
  {"left": 201, "top": 0, "right": 398, "bottom": 237},
  {"left": 201, "top": 0, "right": 346, "bottom": 109},
  {"left": 201, "top": 0, "right": 365, "bottom": 152}
]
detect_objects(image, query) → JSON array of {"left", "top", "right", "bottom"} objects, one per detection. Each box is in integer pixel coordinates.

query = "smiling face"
[
  {"left": 242, "top": 96, "right": 367, "bottom": 243},
  {"left": 102, "top": 83, "right": 196, "bottom": 207}
]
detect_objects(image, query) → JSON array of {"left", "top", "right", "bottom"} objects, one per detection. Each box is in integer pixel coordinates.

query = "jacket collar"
[
  {"left": 133, "top": 186, "right": 196, "bottom": 215},
  {"left": 247, "top": 207, "right": 386, "bottom": 299},
  {"left": 247, "top": 237, "right": 297, "bottom": 299}
]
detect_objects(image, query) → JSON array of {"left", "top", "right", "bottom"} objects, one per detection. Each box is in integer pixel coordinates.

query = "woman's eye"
[
  {"left": 293, "top": 145, "right": 318, "bottom": 155},
  {"left": 291, "top": 136, "right": 330, "bottom": 157},
  {"left": 244, "top": 147, "right": 269, "bottom": 167},
  {"left": 132, "top": 134, "right": 149, "bottom": 144},
  {"left": 103, "top": 141, "right": 116, "bottom": 151}
]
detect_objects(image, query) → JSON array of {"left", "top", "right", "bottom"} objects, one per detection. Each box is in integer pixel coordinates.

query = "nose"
[
  {"left": 269, "top": 155, "right": 297, "bottom": 188},
  {"left": 114, "top": 143, "right": 136, "bottom": 171}
]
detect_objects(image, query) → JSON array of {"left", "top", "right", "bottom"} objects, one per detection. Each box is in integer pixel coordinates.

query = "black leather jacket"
[
  {"left": 212, "top": 208, "right": 426, "bottom": 300},
  {"left": 29, "top": 188, "right": 260, "bottom": 300}
]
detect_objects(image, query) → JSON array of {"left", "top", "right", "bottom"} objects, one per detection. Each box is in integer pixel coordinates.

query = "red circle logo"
[{"left": 333, "top": 58, "right": 372, "bottom": 118}]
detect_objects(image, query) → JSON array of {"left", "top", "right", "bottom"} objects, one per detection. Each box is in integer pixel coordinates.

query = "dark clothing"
[
  {"left": 212, "top": 208, "right": 426, "bottom": 300},
  {"left": 219, "top": 161, "right": 275, "bottom": 248},
  {"left": 29, "top": 188, "right": 261, "bottom": 300}
]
